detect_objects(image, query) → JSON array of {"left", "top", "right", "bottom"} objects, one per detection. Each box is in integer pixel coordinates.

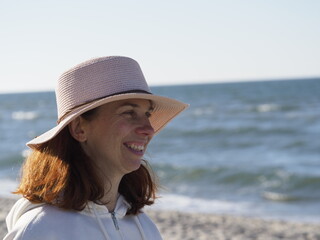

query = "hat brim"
[{"left": 27, "top": 93, "right": 188, "bottom": 149}]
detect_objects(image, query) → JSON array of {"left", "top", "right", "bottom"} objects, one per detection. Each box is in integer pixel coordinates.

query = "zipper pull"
[{"left": 111, "top": 212, "right": 120, "bottom": 230}]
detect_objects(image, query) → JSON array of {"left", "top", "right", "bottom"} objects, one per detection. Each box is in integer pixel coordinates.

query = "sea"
[{"left": 0, "top": 78, "right": 319, "bottom": 223}]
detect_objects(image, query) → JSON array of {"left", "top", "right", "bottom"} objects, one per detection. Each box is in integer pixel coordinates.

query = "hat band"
[{"left": 57, "top": 89, "right": 152, "bottom": 124}]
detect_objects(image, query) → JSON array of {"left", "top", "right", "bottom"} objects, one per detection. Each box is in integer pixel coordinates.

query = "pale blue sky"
[{"left": 1, "top": 0, "right": 320, "bottom": 93}]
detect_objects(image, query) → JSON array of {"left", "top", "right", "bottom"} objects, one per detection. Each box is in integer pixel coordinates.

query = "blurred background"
[{"left": 1, "top": 0, "right": 319, "bottom": 222}]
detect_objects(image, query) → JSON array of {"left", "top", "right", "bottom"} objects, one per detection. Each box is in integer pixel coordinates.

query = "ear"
[{"left": 68, "top": 117, "right": 87, "bottom": 142}]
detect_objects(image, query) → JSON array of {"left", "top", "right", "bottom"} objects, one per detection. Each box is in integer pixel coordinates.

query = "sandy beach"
[{"left": 0, "top": 197, "right": 319, "bottom": 240}]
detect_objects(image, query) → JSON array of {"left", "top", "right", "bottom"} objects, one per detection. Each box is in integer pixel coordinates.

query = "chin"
[{"left": 125, "top": 159, "right": 142, "bottom": 173}]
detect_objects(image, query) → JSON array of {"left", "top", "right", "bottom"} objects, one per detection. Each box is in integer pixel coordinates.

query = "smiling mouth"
[{"left": 124, "top": 143, "right": 145, "bottom": 153}]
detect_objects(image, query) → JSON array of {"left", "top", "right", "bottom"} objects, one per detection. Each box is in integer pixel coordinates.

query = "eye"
[
  {"left": 145, "top": 111, "right": 152, "bottom": 118},
  {"left": 122, "top": 110, "right": 137, "bottom": 118}
]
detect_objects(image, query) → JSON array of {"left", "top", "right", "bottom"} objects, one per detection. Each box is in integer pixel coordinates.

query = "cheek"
[
  {"left": 118, "top": 121, "right": 131, "bottom": 131},
  {"left": 88, "top": 117, "right": 134, "bottom": 146},
  {"left": 115, "top": 121, "right": 136, "bottom": 138}
]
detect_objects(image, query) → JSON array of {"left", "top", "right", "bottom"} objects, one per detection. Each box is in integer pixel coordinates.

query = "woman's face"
[{"left": 73, "top": 99, "right": 155, "bottom": 178}]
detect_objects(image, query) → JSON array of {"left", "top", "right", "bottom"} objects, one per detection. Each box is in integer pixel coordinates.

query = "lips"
[{"left": 124, "top": 142, "right": 146, "bottom": 155}]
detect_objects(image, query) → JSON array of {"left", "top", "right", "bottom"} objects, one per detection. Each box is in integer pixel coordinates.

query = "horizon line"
[{"left": 1, "top": 76, "right": 319, "bottom": 95}]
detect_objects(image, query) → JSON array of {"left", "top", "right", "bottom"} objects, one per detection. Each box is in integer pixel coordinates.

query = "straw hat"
[{"left": 27, "top": 56, "right": 189, "bottom": 149}]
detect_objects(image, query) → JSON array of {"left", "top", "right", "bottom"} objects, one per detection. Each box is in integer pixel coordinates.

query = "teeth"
[{"left": 127, "top": 144, "right": 144, "bottom": 151}]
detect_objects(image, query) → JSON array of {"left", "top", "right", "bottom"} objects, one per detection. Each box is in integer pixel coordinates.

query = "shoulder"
[
  {"left": 136, "top": 211, "right": 162, "bottom": 239},
  {"left": 5, "top": 203, "right": 91, "bottom": 240}
]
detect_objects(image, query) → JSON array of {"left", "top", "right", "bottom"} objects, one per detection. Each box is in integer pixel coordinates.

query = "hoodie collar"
[{"left": 83, "top": 195, "right": 130, "bottom": 218}]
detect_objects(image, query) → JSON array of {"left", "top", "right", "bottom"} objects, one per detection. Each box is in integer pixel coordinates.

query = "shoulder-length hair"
[{"left": 15, "top": 110, "right": 158, "bottom": 215}]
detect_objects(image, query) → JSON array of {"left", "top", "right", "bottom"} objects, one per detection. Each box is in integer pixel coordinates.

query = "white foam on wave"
[
  {"left": 0, "top": 178, "right": 18, "bottom": 198},
  {"left": 146, "top": 193, "right": 320, "bottom": 223},
  {"left": 21, "top": 149, "right": 32, "bottom": 158},
  {"left": 147, "top": 193, "right": 251, "bottom": 216},
  {"left": 256, "top": 104, "right": 278, "bottom": 113},
  {"left": 12, "top": 111, "right": 38, "bottom": 120},
  {"left": 192, "top": 107, "right": 214, "bottom": 116}
]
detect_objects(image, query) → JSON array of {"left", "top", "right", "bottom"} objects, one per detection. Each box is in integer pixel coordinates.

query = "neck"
[{"left": 100, "top": 175, "right": 122, "bottom": 212}]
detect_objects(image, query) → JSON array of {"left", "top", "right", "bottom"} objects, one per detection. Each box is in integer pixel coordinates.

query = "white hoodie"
[{"left": 4, "top": 196, "right": 162, "bottom": 240}]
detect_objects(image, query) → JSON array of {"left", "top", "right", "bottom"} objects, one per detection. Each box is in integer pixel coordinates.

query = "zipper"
[{"left": 111, "top": 212, "right": 120, "bottom": 230}]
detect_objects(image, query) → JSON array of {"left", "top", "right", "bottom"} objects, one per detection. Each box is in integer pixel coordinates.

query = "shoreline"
[{"left": 1, "top": 197, "right": 320, "bottom": 240}]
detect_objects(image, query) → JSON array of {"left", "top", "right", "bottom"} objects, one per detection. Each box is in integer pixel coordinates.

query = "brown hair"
[{"left": 15, "top": 118, "right": 158, "bottom": 215}]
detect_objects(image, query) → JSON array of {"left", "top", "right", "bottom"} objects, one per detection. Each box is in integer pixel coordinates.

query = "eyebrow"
[{"left": 120, "top": 102, "right": 154, "bottom": 112}]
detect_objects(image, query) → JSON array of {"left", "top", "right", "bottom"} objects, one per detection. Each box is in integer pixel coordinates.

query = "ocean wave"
[
  {"left": 191, "top": 106, "right": 215, "bottom": 116},
  {"left": 11, "top": 111, "right": 39, "bottom": 120},
  {"left": 147, "top": 193, "right": 250, "bottom": 215},
  {"left": 0, "top": 154, "right": 24, "bottom": 168},
  {"left": 250, "top": 103, "right": 300, "bottom": 113},
  {"left": 187, "top": 102, "right": 299, "bottom": 117},
  {"left": 147, "top": 193, "right": 320, "bottom": 223},
  {"left": 255, "top": 103, "right": 279, "bottom": 113},
  {"left": 161, "top": 126, "right": 297, "bottom": 138},
  {"left": 0, "top": 178, "right": 18, "bottom": 197},
  {"left": 261, "top": 191, "right": 304, "bottom": 202},
  {"left": 153, "top": 163, "right": 320, "bottom": 202}
]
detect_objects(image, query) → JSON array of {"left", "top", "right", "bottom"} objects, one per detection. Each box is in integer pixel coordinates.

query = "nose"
[{"left": 135, "top": 118, "right": 155, "bottom": 137}]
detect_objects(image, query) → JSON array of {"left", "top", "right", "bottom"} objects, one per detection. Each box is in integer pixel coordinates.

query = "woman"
[{"left": 5, "top": 56, "right": 188, "bottom": 240}]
